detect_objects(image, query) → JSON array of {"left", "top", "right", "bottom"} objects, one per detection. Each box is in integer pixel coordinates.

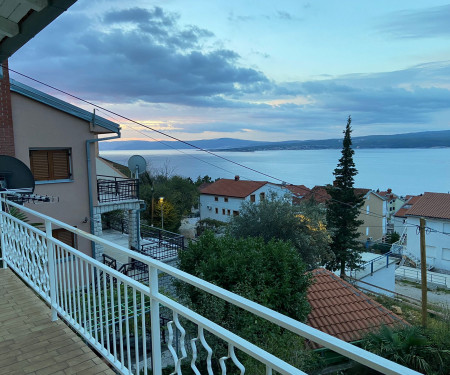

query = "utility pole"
[{"left": 420, "top": 217, "right": 427, "bottom": 328}]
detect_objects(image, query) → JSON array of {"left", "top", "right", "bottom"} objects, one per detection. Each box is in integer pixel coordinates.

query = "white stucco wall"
[
  {"left": 406, "top": 217, "right": 450, "bottom": 271},
  {"left": 199, "top": 183, "right": 287, "bottom": 222}
]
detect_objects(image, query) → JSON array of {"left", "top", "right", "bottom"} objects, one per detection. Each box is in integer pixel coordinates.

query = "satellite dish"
[
  {"left": 0, "top": 155, "right": 35, "bottom": 194},
  {"left": 128, "top": 155, "right": 147, "bottom": 178}
]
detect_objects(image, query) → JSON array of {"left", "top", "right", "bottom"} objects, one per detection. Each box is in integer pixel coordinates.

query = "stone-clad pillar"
[
  {"left": 92, "top": 210, "right": 104, "bottom": 262},
  {"left": 128, "top": 209, "right": 139, "bottom": 250}
]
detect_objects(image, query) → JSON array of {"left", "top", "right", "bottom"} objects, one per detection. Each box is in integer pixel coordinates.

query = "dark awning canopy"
[{"left": 0, "top": 0, "right": 77, "bottom": 62}]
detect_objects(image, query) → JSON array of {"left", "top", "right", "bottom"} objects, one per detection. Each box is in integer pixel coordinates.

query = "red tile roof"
[
  {"left": 406, "top": 192, "right": 450, "bottom": 220},
  {"left": 285, "top": 184, "right": 310, "bottom": 197},
  {"left": 303, "top": 186, "right": 370, "bottom": 204},
  {"left": 304, "top": 185, "right": 330, "bottom": 203},
  {"left": 393, "top": 194, "right": 423, "bottom": 218},
  {"left": 394, "top": 207, "right": 409, "bottom": 218},
  {"left": 199, "top": 179, "right": 268, "bottom": 198},
  {"left": 307, "top": 268, "right": 404, "bottom": 348}
]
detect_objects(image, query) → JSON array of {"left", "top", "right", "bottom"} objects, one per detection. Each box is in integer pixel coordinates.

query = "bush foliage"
[
  {"left": 176, "top": 231, "right": 319, "bottom": 372},
  {"left": 228, "top": 192, "right": 332, "bottom": 269}
]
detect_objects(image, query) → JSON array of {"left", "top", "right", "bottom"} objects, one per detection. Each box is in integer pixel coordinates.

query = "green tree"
[
  {"left": 139, "top": 173, "right": 203, "bottom": 229},
  {"left": 325, "top": 116, "right": 364, "bottom": 277},
  {"left": 194, "top": 175, "right": 212, "bottom": 186},
  {"left": 177, "top": 232, "right": 317, "bottom": 372},
  {"left": 228, "top": 193, "right": 332, "bottom": 269},
  {"left": 144, "top": 199, "right": 180, "bottom": 232}
]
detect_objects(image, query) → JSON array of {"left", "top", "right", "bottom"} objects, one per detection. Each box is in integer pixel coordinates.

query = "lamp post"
[{"left": 159, "top": 197, "right": 164, "bottom": 229}]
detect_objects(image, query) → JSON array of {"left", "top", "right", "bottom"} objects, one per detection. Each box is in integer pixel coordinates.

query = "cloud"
[
  {"left": 12, "top": 6, "right": 272, "bottom": 107},
  {"left": 9, "top": 3, "right": 450, "bottom": 139},
  {"left": 379, "top": 5, "right": 450, "bottom": 38}
]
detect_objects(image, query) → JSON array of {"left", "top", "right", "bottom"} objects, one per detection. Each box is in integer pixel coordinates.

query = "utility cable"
[{"left": 3, "top": 65, "right": 425, "bottom": 223}]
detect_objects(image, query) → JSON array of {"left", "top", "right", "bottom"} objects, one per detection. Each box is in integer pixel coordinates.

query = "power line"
[
  {"left": 6, "top": 66, "right": 284, "bottom": 183},
  {"left": 3, "top": 65, "right": 420, "bottom": 223}
]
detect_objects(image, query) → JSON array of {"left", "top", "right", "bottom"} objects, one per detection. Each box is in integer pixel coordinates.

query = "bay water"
[{"left": 100, "top": 148, "right": 450, "bottom": 196}]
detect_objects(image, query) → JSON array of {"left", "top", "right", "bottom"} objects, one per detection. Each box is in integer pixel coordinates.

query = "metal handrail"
[{"left": 0, "top": 197, "right": 421, "bottom": 375}]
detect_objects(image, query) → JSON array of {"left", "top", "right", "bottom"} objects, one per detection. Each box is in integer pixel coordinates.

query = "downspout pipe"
[{"left": 86, "top": 128, "right": 121, "bottom": 260}]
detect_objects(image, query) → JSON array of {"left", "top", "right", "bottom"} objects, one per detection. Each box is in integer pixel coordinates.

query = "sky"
[{"left": 9, "top": 0, "right": 450, "bottom": 142}]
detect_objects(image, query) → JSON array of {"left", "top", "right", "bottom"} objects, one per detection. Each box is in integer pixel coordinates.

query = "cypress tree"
[{"left": 326, "top": 116, "right": 364, "bottom": 277}]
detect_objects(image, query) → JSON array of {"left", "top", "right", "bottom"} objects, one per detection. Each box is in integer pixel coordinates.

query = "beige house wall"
[
  {"left": 11, "top": 92, "right": 107, "bottom": 257},
  {"left": 357, "top": 192, "right": 386, "bottom": 241}
]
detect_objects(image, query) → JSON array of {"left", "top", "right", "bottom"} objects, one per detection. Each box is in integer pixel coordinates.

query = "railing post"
[
  {"left": 45, "top": 220, "right": 58, "bottom": 321},
  {"left": 0, "top": 196, "right": 7, "bottom": 269},
  {"left": 149, "top": 265, "right": 162, "bottom": 374}
]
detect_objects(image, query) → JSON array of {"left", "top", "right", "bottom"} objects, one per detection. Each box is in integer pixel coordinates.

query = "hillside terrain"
[{"left": 99, "top": 130, "right": 450, "bottom": 151}]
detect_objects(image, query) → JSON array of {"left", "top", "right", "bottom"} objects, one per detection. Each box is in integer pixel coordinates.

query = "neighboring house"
[
  {"left": 392, "top": 195, "right": 422, "bottom": 237},
  {"left": 404, "top": 192, "right": 450, "bottom": 272},
  {"left": 0, "top": 65, "right": 142, "bottom": 261},
  {"left": 377, "top": 189, "right": 405, "bottom": 219},
  {"left": 304, "top": 186, "right": 388, "bottom": 242},
  {"left": 199, "top": 176, "right": 288, "bottom": 222},
  {"left": 357, "top": 189, "right": 388, "bottom": 242},
  {"left": 307, "top": 268, "right": 405, "bottom": 348}
]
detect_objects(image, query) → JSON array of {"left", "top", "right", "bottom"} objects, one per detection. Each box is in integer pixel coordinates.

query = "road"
[{"left": 395, "top": 280, "right": 450, "bottom": 307}]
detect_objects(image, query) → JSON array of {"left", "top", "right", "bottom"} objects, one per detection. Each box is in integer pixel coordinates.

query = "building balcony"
[
  {"left": 0, "top": 197, "right": 421, "bottom": 375},
  {"left": 97, "top": 175, "right": 139, "bottom": 204}
]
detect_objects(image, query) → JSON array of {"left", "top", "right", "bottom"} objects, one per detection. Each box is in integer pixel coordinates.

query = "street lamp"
[{"left": 159, "top": 197, "right": 164, "bottom": 229}]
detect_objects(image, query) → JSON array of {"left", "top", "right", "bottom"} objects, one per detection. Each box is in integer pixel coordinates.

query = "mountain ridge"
[{"left": 99, "top": 130, "right": 450, "bottom": 151}]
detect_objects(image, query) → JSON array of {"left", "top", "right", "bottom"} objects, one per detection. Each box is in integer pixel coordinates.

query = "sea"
[{"left": 100, "top": 148, "right": 450, "bottom": 196}]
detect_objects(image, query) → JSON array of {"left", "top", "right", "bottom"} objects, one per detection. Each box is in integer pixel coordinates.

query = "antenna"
[
  {"left": 0, "top": 155, "right": 56, "bottom": 203},
  {"left": 127, "top": 155, "right": 147, "bottom": 179}
]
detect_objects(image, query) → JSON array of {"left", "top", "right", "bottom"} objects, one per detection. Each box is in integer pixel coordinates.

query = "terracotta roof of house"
[
  {"left": 199, "top": 179, "right": 268, "bottom": 198},
  {"left": 303, "top": 185, "right": 330, "bottom": 203},
  {"left": 307, "top": 268, "right": 404, "bottom": 348},
  {"left": 377, "top": 190, "right": 398, "bottom": 200},
  {"left": 406, "top": 192, "right": 450, "bottom": 220},
  {"left": 394, "top": 207, "right": 409, "bottom": 218},
  {"left": 285, "top": 184, "right": 310, "bottom": 197},
  {"left": 394, "top": 194, "right": 424, "bottom": 218},
  {"left": 303, "top": 186, "right": 371, "bottom": 204}
]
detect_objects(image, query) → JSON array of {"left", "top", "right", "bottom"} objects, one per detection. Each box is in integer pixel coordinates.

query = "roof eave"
[
  {"left": 10, "top": 79, "right": 120, "bottom": 134},
  {"left": 0, "top": 0, "right": 78, "bottom": 62}
]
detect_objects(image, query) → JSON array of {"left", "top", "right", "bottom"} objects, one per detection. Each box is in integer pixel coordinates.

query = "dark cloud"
[
  {"left": 11, "top": 6, "right": 272, "bottom": 107},
  {"left": 103, "top": 7, "right": 213, "bottom": 50},
  {"left": 9, "top": 3, "right": 450, "bottom": 137},
  {"left": 379, "top": 5, "right": 450, "bottom": 38}
]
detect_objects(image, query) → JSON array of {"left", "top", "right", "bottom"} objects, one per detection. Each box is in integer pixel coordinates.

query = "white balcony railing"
[{"left": 0, "top": 197, "right": 421, "bottom": 375}]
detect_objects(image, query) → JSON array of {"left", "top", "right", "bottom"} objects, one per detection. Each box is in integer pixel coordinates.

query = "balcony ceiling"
[{"left": 0, "top": 0, "right": 77, "bottom": 62}]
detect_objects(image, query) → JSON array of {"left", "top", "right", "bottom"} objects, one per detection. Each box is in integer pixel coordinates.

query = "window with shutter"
[{"left": 29, "top": 149, "right": 72, "bottom": 181}]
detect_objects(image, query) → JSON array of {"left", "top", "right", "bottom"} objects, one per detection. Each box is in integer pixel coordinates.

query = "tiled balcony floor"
[{"left": 0, "top": 269, "right": 116, "bottom": 375}]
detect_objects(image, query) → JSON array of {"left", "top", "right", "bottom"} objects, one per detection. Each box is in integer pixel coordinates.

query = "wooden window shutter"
[
  {"left": 51, "top": 150, "right": 70, "bottom": 179},
  {"left": 29, "top": 149, "right": 71, "bottom": 181},
  {"left": 30, "top": 150, "right": 50, "bottom": 181}
]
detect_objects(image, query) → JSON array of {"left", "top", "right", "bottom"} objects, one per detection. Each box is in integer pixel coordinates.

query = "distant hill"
[
  {"left": 99, "top": 131, "right": 450, "bottom": 152},
  {"left": 219, "top": 130, "right": 450, "bottom": 151},
  {"left": 99, "top": 138, "right": 268, "bottom": 151}
]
